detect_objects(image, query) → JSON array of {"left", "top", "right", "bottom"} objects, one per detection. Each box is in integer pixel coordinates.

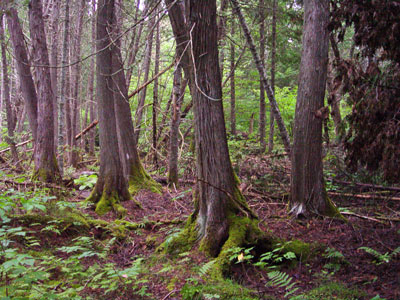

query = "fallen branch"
[
  {"left": 332, "top": 179, "right": 400, "bottom": 193},
  {"left": 328, "top": 192, "right": 400, "bottom": 201},
  {"left": 128, "top": 61, "right": 174, "bottom": 99},
  {"left": 0, "top": 178, "right": 63, "bottom": 190},
  {"left": 0, "top": 139, "right": 32, "bottom": 154},
  {"left": 75, "top": 120, "right": 98, "bottom": 140},
  {"left": 341, "top": 211, "right": 383, "bottom": 223}
]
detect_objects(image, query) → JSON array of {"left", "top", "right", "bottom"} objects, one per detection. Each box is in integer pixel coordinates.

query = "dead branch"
[
  {"left": 0, "top": 139, "right": 32, "bottom": 154},
  {"left": 0, "top": 178, "right": 64, "bottom": 190},
  {"left": 332, "top": 179, "right": 400, "bottom": 193},
  {"left": 341, "top": 211, "right": 383, "bottom": 223},
  {"left": 75, "top": 120, "right": 98, "bottom": 140},
  {"left": 328, "top": 192, "right": 400, "bottom": 201}
]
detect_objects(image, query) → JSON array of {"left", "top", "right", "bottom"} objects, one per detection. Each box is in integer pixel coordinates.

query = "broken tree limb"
[
  {"left": 75, "top": 120, "right": 98, "bottom": 140},
  {"left": 0, "top": 139, "right": 33, "bottom": 154},
  {"left": 230, "top": 0, "right": 291, "bottom": 154},
  {"left": 128, "top": 61, "right": 174, "bottom": 99}
]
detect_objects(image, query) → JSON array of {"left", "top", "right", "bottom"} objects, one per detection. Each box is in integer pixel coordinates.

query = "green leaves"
[{"left": 73, "top": 174, "right": 97, "bottom": 190}]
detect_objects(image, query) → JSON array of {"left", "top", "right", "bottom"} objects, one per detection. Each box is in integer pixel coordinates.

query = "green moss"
[
  {"left": 298, "top": 282, "right": 366, "bottom": 300},
  {"left": 128, "top": 163, "right": 162, "bottom": 195},
  {"left": 276, "top": 239, "right": 316, "bottom": 262},
  {"left": 94, "top": 191, "right": 127, "bottom": 217}
]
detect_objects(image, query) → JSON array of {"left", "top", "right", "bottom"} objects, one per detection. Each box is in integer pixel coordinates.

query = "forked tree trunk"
[
  {"left": 7, "top": 8, "right": 38, "bottom": 142},
  {"left": 112, "top": 0, "right": 161, "bottom": 195},
  {"left": 290, "top": 0, "right": 340, "bottom": 218},
  {"left": 166, "top": 0, "right": 258, "bottom": 258},
  {"left": 268, "top": 0, "right": 277, "bottom": 153},
  {"left": 259, "top": 0, "right": 266, "bottom": 152},
  {"left": 167, "top": 64, "right": 183, "bottom": 186},
  {"left": 230, "top": 0, "right": 291, "bottom": 153},
  {"left": 86, "top": 0, "right": 131, "bottom": 216},
  {"left": 0, "top": 15, "right": 18, "bottom": 162},
  {"left": 29, "top": 0, "right": 60, "bottom": 182}
]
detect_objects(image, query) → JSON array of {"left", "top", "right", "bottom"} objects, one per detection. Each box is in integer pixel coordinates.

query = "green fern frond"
[
  {"left": 198, "top": 259, "right": 216, "bottom": 277},
  {"left": 266, "top": 271, "right": 298, "bottom": 298}
]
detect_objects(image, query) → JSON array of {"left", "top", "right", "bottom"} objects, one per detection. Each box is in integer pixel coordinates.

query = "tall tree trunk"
[
  {"left": 167, "top": 64, "right": 183, "bottom": 186},
  {"left": 58, "top": 0, "right": 70, "bottom": 175},
  {"left": 165, "top": 0, "right": 258, "bottom": 259},
  {"left": 69, "top": 0, "right": 86, "bottom": 167},
  {"left": 87, "top": 0, "right": 131, "bottom": 216},
  {"left": 230, "top": 20, "right": 236, "bottom": 136},
  {"left": 0, "top": 14, "right": 18, "bottom": 162},
  {"left": 7, "top": 8, "right": 38, "bottom": 142},
  {"left": 133, "top": 13, "right": 155, "bottom": 144},
  {"left": 152, "top": 15, "right": 161, "bottom": 166},
  {"left": 230, "top": 0, "right": 291, "bottom": 153},
  {"left": 49, "top": 0, "right": 60, "bottom": 153},
  {"left": 112, "top": 0, "right": 161, "bottom": 194},
  {"left": 268, "top": 0, "right": 277, "bottom": 153},
  {"left": 290, "top": 0, "right": 340, "bottom": 218},
  {"left": 259, "top": 0, "right": 266, "bottom": 152},
  {"left": 218, "top": 0, "right": 228, "bottom": 77},
  {"left": 29, "top": 0, "right": 60, "bottom": 182},
  {"left": 88, "top": 0, "right": 97, "bottom": 156}
]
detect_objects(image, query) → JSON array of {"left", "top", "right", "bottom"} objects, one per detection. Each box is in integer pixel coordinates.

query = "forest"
[{"left": 0, "top": 0, "right": 399, "bottom": 299}]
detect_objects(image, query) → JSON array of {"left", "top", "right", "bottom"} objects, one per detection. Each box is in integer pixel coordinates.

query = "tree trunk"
[
  {"left": 290, "top": 0, "right": 340, "bottom": 218},
  {"left": 268, "top": 0, "right": 277, "bottom": 153},
  {"left": 0, "top": 14, "right": 18, "bottom": 162},
  {"left": 58, "top": 0, "right": 70, "bottom": 176},
  {"left": 88, "top": 0, "right": 97, "bottom": 156},
  {"left": 167, "top": 64, "right": 183, "bottom": 186},
  {"left": 49, "top": 0, "right": 60, "bottom": 152},
  {"left": 230, "top": 20, "right": 236, "bottom": 136},
  {"left": 133, "top": 13, "right": 155, "bottom": 144},
  {"left": 165, "top": 0, "right": 258, "bottom": 259},
  {"left": 29, "top": 0, "right": 60, "bottom": 182},
  {"left": 7, "top": 8, "right": 38, "bottom": 142},
  {"left": 259, "top": 0, "right": 266, "bottom": 152},
  {"left": 69, "top": 0, "right": 86, "bottom": 168},
  {"left": 230, "top": 0, "right": 291, "bottom": 153},
  {"left": 152, "top": 15, "right": 161, "bottom": 166},
  {"left": 218, "top": 0, "right": 228, "bottom": 77},
  {"left": 86, "top": 0, "right": 131, "bottom": 216}
]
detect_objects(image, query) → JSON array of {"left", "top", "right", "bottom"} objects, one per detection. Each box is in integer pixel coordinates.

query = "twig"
[
  {"left": 341, "top": 211, "right": 383, "bottom": 223},
  {"left": 328, "top": 192, "right": 400, "bottom": 201},
  {"left": 0, "top": 178, "right": 63, "bottom": 190},
  {"left": 332, "top": 179, "right": 400, "bottom": 192}
]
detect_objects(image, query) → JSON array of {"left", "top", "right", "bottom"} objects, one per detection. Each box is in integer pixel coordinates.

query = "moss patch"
[{"left": 128, "top": 163, "right": 162, "bottom": 195}]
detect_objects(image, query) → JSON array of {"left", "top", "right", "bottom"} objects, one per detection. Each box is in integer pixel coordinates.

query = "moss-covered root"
[
  {"left": 208, "top": 214, "right": 265, "bottom": 280},
  {"left": 128, "top": 163, "right": 162, "bottom": 195},
  {"left": 86, "top": 185, "right": 130, "bottom": 217}
]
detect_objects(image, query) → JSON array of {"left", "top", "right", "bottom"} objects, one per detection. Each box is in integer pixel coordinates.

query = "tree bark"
[
  {"left": 0, "top": 14, "right": 18, "bottom": 162},
  {"left": 152, "top": 15, "right": 161, "bottom": 166},
  {"left": 133, "top": 13, "right": 155, "bottom": 144},
  {"left": 29, "top": 0, "right": 60, "bottom": 182},
  {"left": 259, "top": 0, "right": 266, "bottom": 152},
  {"left": 230, "top": 0, "right": 291, "bottom": 153},
  {"left": 86, "top": 0, "right": 131, "bottom": 216},
  {"left": 167, "top": 64, "right": 183, "bottom": 186},
  {"left": 58, "top": 0, "right": 70, "bottom": 175},
  {"left": 230, "top": 20, "right": 236, "bottom": 136},
  {"left": 7, "top": 8, "right": 38, "bottom": 142},
  {"left": 290, "top": 0, "right": 340, "bottom": 218},
  {"left": 268, "top": 0, "right": 277, "bottom": 153},
  {"left": 88, "top": 0, "right": 97, "bottom": 156}
]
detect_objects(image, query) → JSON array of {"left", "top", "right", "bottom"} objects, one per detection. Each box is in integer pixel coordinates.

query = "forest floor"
[{"left": 1, "top": 147, "right": 399, "bottom": 300}]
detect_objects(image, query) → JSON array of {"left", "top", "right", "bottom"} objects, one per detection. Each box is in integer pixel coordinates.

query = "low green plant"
[
  {"left": 322, "top": 247, "right": 347, "bottom": 273},
  {"left": 73, "top": 174, "right": 98, "bottom": 190},
  {"left": 359, "top": 246, "right": 400, "bottom": 265}
]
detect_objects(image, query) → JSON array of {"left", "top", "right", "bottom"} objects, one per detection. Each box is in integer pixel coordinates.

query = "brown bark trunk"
[
  {"left": 230, "top": 20, "right": 236, "bottom": 136},
  {"left": 231, "top": 0, "right": 291, "bottom": 153},
  {"left": 167, "top": 64, "right": 183, "bottom": 186},
  {"left": 290, "top": 0, "right": 338, "bottom": 217},
  {"left": 133, "top": 13, "right": 155, "bottom": 144},
  {"left": 69, "top": 0, "right": 86, "bottom": 167},
  {"left": 29, "top": 0, "right": 60, "bottom": 182},
  {"left": 7, "top": 8, "right": 38, "bottom": 142},
  {"left": 268, "top": 0, "right": 277, "bottom": 153},
  {"left": 0, "top": 14, "right": 18, "bottom": 162},
  {"left": 87, "top": 0, "right": 131, "bottom": 216},
  {"left": 88, "top": 0, "right": 97, "bottom": 156},
  {"left": 152, "top": 15, "right": 161, "bottom": 166},
  {"left": 259, "top": 0, "right": 266, "bottom": 152}
]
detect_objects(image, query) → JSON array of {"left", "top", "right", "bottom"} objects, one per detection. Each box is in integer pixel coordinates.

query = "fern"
[
  {"left": 359, "top": 246, "right": 394, "bottom": 265},
  {"left": 198, "top": 259, "right": 216, "bottom": 277},
  {"left": 267, "top": 271, "right": 299, "bottom": 298}
]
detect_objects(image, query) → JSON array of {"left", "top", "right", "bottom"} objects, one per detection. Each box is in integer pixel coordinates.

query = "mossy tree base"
[{"left": 128, "top": 163, "right": 162, "bottom": 195}]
